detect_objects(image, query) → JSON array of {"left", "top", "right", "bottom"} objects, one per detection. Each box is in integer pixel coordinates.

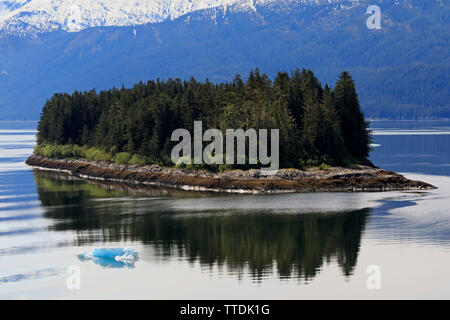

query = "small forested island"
[{"left": 27, "top": 69, "right": 433, "bottom": 193}]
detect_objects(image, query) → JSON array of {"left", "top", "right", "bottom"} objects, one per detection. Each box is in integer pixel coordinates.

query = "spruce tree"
[{"left": 334, "top": 72, "right": 371, "bottom": 161}]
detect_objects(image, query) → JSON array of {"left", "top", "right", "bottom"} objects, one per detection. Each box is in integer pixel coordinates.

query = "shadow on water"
[{"left": 33, "top": 170, "right": 370, "bottom": 281}]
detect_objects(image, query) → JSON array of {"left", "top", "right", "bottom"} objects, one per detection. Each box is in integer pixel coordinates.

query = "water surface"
[{"left": 0, "top": 120, "right": 450, "bottom": 299}]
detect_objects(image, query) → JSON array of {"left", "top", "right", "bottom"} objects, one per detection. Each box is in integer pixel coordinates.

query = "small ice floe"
[{"left": 78, "top": 247, "right": 138, "bottom": 269}]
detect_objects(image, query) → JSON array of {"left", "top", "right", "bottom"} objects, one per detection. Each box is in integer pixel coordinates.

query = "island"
[{"left": 26, "top": 68, "right": 434, "bottom": 193}]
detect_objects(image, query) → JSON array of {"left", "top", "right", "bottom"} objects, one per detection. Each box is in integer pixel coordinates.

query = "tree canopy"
[{"left": 36, "top": 68, "right": 371, "bottom": 169}]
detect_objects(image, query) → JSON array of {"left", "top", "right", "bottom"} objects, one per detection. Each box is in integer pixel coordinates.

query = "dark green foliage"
[
  {"left": 334, "top": 72, "right": 372, "bottom": 161},
  {"left": 36, "top": 69, "right": 371, "bottom": 168}
]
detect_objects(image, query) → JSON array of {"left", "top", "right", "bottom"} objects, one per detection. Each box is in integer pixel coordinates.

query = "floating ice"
[
  {"left": 78, "top": 247, "right": 138, "bottom": 268},
  {"left": 370, "top": 143, "right": 381, "bottom": 147}
]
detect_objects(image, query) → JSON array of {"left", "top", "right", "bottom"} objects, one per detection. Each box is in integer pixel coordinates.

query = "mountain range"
[{"left": 0, "top": 0, "right": 448, "bottom": 119}]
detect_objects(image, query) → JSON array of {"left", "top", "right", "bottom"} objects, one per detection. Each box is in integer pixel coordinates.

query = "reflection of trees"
[{"left": 35, "top": 171, "right": 370, "bottom": 281}]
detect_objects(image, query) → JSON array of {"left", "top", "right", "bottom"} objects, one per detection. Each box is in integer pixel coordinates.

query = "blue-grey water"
[{"left": 1, "top": 120, "right": 450, "bottom": 299}]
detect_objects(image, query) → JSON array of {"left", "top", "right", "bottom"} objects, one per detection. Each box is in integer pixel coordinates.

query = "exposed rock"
[{"left": 25, "top": 155, "right": 436, "bottom": 194}]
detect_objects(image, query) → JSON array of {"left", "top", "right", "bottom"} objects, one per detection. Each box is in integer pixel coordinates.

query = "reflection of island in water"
[{"left": 34, "top": 170, "right": 370, "bottom": 281}]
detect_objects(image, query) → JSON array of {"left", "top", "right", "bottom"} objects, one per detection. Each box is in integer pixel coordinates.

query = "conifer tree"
[{"left": 334, "top": 72, "right": 371, "bottom": 161}]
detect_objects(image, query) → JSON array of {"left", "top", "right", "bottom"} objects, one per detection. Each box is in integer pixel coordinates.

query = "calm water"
[{"left": 1, "top": 120, "right": 450, "bottom": 299}]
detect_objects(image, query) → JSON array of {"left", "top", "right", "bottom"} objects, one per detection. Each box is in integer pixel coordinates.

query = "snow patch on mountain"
[
  {"left": 2, "top": 0, "right": 437, "bottom": 36},
  {"left": 0, "top": 0, "right": 251, "bottom": 35},
  {"left": 0, "top": 0, "right": 358, "bottom": 36}
]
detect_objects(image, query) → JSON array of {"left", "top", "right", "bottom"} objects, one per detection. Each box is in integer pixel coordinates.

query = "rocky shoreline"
[{"left": 26, "top": 155, "right": 435, "bottom": 194}]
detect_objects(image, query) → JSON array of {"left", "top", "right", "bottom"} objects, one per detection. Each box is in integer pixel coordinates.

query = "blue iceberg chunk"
[
  {"left": 78, "top": 247, "right": 138, "bottom": 269},
  {"left": 92, "top": 248, "right": 136, "bottom": 260}
]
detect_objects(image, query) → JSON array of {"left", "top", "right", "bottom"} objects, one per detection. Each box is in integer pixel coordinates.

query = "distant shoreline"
[{"left": 26, "top": 155, "right": 435, "bottom": 194}]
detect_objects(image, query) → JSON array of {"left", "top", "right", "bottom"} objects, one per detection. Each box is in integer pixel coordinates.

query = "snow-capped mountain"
[
  {"left": 0, "top": 0, "right": 249, "bottom": 35},
  {"left": 0, "top": 0, "right": 362, "bottom": 35},
  {"left": 0, "top": 0, "right": 447, "bottom": 120},
  {"left": 0, "top": 0, "right": 250, "bottom": 35}
]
